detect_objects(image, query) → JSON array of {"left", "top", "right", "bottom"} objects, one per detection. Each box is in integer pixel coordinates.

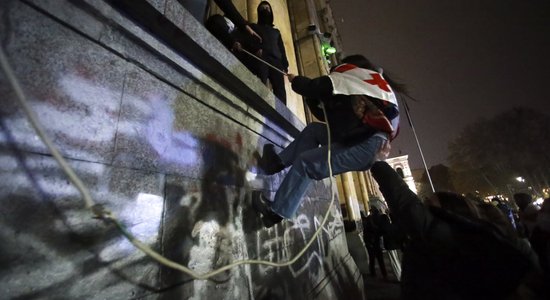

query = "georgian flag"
[
  {"left": 328, "top": 63, "right": 398, "bottom": 106},
  {"left": 328, "top": 63, "right": 400, "bottom": 139}
]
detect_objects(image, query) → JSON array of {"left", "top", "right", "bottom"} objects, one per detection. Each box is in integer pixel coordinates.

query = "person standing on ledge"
[
  {"left": 253, "top": 54, "right": 403, "bottom": 227},
  {"left": 250, "top": 1, "right": 289, "bottom": 104}
]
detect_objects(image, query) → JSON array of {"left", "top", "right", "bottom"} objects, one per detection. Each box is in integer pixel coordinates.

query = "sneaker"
[
  {"left": 261, "top": 213, "right": 283, "bottom": 228},
  {"left": 252, "top": 191, "right": 283, "bottom": 228},
  {"left": 258, "top": 144, "right": 284, "bottom": 175}
]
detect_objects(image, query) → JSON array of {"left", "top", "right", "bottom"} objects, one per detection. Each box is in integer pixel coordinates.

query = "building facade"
[
  {"left": 0, "top": 0, "right": 371, "bottom": 299},
  {"left": 386, "top": 155, "right": 418, "bottom": 194}
]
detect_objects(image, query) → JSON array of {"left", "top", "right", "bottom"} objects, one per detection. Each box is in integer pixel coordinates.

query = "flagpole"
[{"left": 400, "top": 94, "right": 435, "bottom": 193}]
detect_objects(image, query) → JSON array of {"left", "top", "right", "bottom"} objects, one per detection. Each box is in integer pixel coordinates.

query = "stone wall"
[{"left": 0, "top": 0, "right": 364, "bottom": 299}]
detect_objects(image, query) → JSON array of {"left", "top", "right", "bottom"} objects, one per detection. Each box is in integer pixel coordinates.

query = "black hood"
[{"left": 257, "top": 1, "right": 274, "bottom": 26}]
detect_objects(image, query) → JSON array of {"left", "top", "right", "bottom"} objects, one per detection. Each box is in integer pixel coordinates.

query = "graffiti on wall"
[{"left": 1, "top": 39, "right": 354, "bottom": 299}]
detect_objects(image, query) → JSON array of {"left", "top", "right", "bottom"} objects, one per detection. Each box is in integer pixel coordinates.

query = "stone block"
[
  {"left": 0, "top": 1, "right": 129, "bottom": 164},
  {"left": 159, "top": 175, "right": 255, "bottom": 299},
  {"left": 25, "top": 0, "right": 106, "bottom": 40},
  {"left": 0, "top": 147, "right": 163, "bottom": 299}
]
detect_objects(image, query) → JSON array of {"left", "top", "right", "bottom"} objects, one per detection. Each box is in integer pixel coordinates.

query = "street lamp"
[{"left": 515, "top": 176, "right": 525, "bottom": 183}]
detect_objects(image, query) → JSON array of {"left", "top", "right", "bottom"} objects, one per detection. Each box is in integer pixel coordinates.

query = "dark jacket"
[
  {"left": 362, "top": 213, "right": 383, "bottom": 248},
  {"left": 213, "top": 0, "right": 248, "bottom": 29},
  {"left": 291, "top": 75, "right": 378, "bottom": 144},
  {"left": 251, "top": 1, "right": 288, "bottom": 69},
  {"left": 379, "top": 214, "right": 405, "bottom": 250},
  {"left": 370, "top": 161, "right": 540, "bottom": 300},
  {"left": 205, "top": 15, "right": 261, "bottom": 53}
]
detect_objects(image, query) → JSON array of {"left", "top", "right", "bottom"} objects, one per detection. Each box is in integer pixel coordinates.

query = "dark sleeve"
[
  {"left": 277, "top": 32, "right": 288, "bottom": 70},
  {"left": 234, "top": 28, "right": 261, "bottom": 53},
  {"left": 205, "top": 14, "right": 236, "bottom": 48},
  {"left": 304, "top": 98, "right": 325, "bottom": 121},
  {"left": 214, "top": 0, "right": 247, "bottom": 29},
  {"left": 291, "top": 75, "right": 333, "bottom": 98},
  {"left": 379, "top": 214, "right": 391, "bottom": 234},
  {"left": 370, "top": 161, "right": 434, "bottom": 239}
]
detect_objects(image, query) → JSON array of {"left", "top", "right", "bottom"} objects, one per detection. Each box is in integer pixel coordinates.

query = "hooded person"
[
  {"left": 250, "top": 1, "right": 289, "bottom": 104},
  {"left": 253, "top": 55, "right": 402, "bottom": 228}
]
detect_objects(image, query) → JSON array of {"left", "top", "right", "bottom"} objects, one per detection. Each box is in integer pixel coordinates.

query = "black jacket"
[
  {"left": 379, "top": 214, "right": 405, "bottom": 250},
  {"left": 291, "top": 75, "right": 377, "bottom": 144},
  {"left": 213, "top": 0, "right": 247, "bottom": 29},
  {"left": 371, "top": 161, "right": 540, "bottom": 300},
  {"left": 251, "top": 1, "right": 288, "bottom": 69},
  {"left": 205, "top": 15, "right": 261, "bottom": 53}
]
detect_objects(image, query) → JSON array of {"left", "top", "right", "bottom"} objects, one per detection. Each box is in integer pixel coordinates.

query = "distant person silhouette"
[{"left": 362, "top": 208, "right": 388, "bottom": 280}]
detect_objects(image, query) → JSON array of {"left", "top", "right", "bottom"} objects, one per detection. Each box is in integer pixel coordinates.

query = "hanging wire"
[{"left": 400, "top": 93, "right": 435, "bottom": 193}]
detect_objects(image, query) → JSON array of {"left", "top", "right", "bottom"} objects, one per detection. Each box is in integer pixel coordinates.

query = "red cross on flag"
[{"left": 328, "top": 63, "right": 398, "bottom": 106}]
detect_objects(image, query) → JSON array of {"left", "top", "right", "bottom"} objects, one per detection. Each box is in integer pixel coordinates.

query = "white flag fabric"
[{"left": 328, "top": 64, "right": 398, "bottom": 106}]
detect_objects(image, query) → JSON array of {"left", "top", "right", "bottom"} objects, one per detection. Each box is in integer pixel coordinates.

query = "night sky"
[{"left": 330, "top": 0, "right": 550, "bottom": 170}]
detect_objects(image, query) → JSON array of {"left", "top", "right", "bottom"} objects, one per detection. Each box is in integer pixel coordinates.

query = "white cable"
[{"left": 0, "top": 46, "right": 336, "bottom": 280}]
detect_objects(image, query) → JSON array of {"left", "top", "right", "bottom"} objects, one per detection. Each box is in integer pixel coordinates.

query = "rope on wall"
[{"left": 0, "top": 45, "right": 337, "bottom": 280}]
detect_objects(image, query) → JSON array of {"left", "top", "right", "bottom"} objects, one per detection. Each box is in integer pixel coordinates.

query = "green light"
[{"left": 321, "top": 42, "right": 336, "bottom": 57}]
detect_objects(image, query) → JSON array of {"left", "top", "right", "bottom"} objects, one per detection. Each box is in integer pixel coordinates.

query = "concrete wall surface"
[{"left": 0, "top": 0, "right": 364, "bottom": 299}]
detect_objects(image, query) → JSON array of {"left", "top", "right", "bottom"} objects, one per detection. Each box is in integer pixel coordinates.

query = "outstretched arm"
[
  {"left": 370, "top": 161, "right": 434, "bottom": 239},
  {"left": 277, "top": 33, "right": 289, "bottom": 72},
  {"left": 213, "top": 0, "right": 262, "bottom": 42},
  {"left": 289, "top": 75, "right": 333, "bottom": 98},
  {"left": 213, "top": 0, "right": 247, "bottom": 28}
]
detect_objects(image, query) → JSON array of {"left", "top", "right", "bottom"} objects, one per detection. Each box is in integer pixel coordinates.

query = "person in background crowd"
[
  {"left": 379, "top": 210, "right": 403, "bottom": 281},
  {"left": 362, "top": 208, "right": 388, "bottom": 280},
  {"left": 491, "top": 196, "right": 517, "bottom": 229},
  {"left": 514, "top": 192, "right": 540, "bottom": 238},
  {"left": 530, "top": 198, "right": 550, "bottom": 282}
]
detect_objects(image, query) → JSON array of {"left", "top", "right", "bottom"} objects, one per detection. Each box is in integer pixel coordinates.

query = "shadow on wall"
[
  {"left": 0, "top": 96, "right": 357, "bottom": 299},
  {"left": 0, "top": 113, "right": 267, "bottom": 299},
  {"left": 0, "top": 3, "right": 357, "bottom": 296},
  {"left": 0, "top": 34, "right": 273, "bottom": 297},
  {"left": 159, "top": 133, "right": 266, "bottom": 298},
  {"left": 0, "top": 119, "right": 161, "bottom": 299}
]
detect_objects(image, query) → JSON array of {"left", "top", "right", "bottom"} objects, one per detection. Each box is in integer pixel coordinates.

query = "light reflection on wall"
[
  {"left": 245, "top": 170, "right": 257, "bottom": 182},
  {"left": 129, "top": 192, "right": 164, "bottom": 238},
  {"left": 59, "top": 74, "right": 120, "bottom": 141},
  {"left": 145, "top": 95, "right": 199, "bottom": 166},
  {"left": 100, "top": 192, "right": 163, "bottom": 260},
  {"left": 62, "top": 72, "right": 200, "bottom": 168}
]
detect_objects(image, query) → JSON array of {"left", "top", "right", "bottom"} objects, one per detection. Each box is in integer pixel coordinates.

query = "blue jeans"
[{"left": 271, "top": 122, "right": 385, "bottom": 219}]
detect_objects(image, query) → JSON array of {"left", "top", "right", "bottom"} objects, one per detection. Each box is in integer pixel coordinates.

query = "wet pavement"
[
  {"left": 363, "top": 251, "right": 401, "bottom": 300},
  {"left": 364, "top": 276, "right": 401, "bottom": 300}
]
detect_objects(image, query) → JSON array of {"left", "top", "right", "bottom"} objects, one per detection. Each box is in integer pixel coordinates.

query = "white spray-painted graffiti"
[
  {"left": 3, "top": 56, "right": 349, "bottom": 298},
  {"left": 256, "top": 196, "right": 344, "bottom": 277}
]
